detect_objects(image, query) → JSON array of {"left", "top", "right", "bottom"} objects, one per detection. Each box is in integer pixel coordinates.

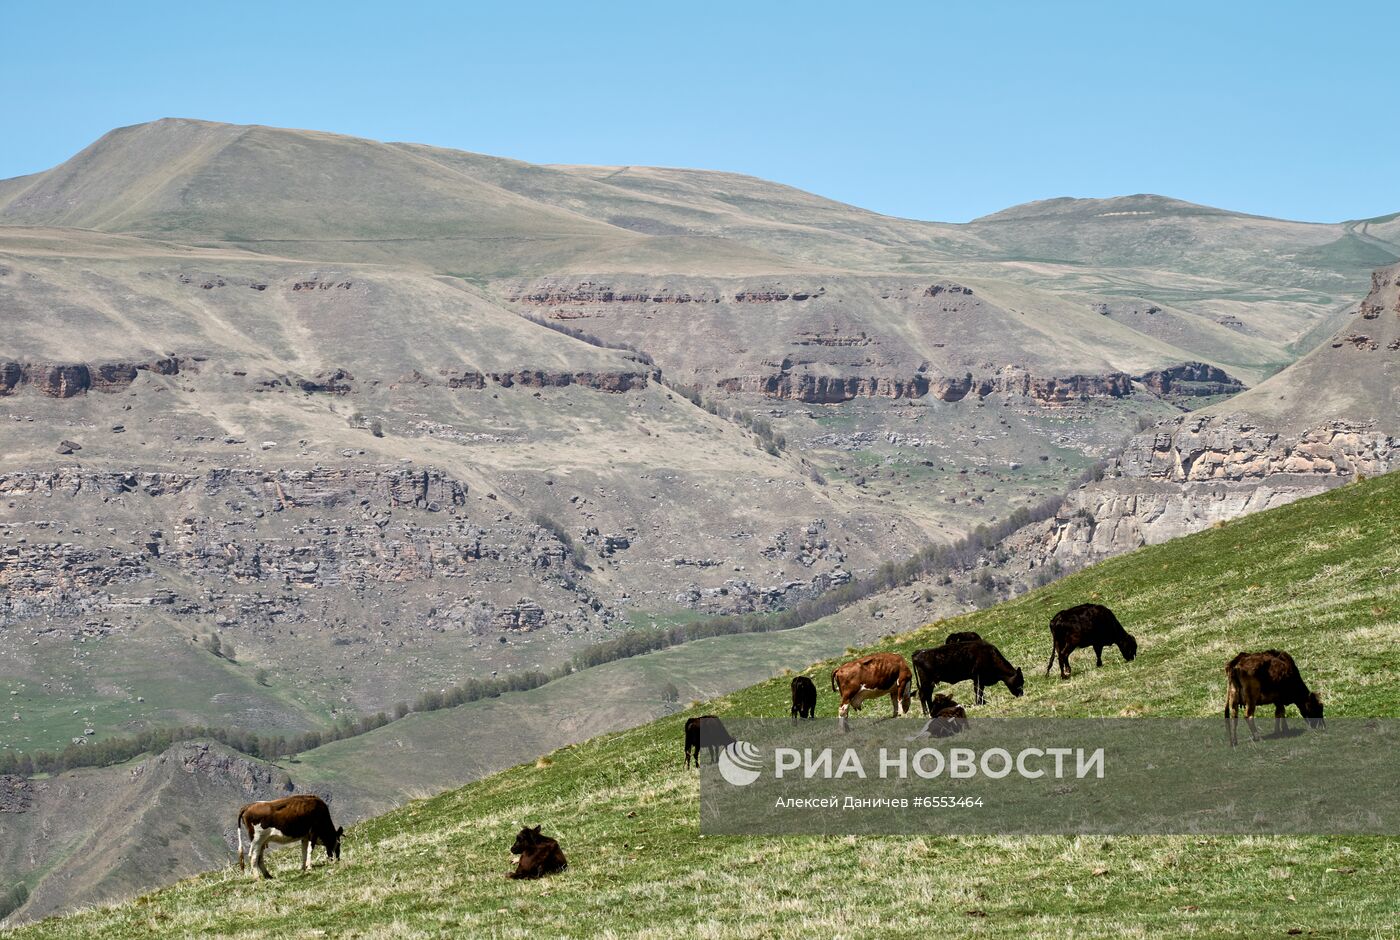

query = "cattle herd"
[
  {"left": 230, "top": 603, "right": 1328, "bottom": 881},
  {"left": 690, "top": 601, "right": 1327, "bottom": 761}
]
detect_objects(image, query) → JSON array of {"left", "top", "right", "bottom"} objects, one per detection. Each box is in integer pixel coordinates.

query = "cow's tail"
[
  {"left": 235, "top": 807, "right": 246, "bottom": 870},
  {"left": 1223, "top": 660, "right": 1240, "bottom": 743},
  {"left": 910, "top": 660, "right": 923, "bottom": 715},
  {"left": 1044, "top": 640, "right": 1058, "bottom": 677},
  {"left": 829, "top": 670, "right": 838, "bottom": 693}
]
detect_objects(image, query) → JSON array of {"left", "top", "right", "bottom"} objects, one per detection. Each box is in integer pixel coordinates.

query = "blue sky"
[{"left": 3, "top": 1, "right": 1395, "bottom": 222}]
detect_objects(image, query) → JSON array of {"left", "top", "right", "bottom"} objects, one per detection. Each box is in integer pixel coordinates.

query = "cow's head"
[
  {"left": 1300, "top": 692, "right": 1325, "bottom": 729},
  {"left": 930, "top": 693, "right": 958, "bottom": 714},
  {"left": 511, "top": 825, "right": 543, "bottom": 855},
  {"left": 1120, "top": 633, "right": 1139, "bottom": 662},
  {"left": 1008, "top": 667, "right": 1026, "bottom": 697},
  {"left": 323, "top": 825, "right": 344, "bottom": 861}
]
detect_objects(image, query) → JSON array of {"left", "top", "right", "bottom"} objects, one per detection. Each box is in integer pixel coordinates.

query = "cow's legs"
[
  {"left": 1227, "top": 703, "right": 1238, "bottom": 747},
  {"left": 1094, "top": 646, "right": 1104, "bottom": 667},
  {"left": 302, "top": 837, "right": 312, "bottom": 872},
  {"left": 1275, "top": 704, "right": 1288, "bottom": 735},
  {"left": 1244, "top": 703, "right": 1261, "bottom": 742},
  {"left": 1059, "top": 650, "right": 1071, "bottom": 680},
  {"left": 237, "top": 825, "right": 246, "bottom": 872},
  {"left": 251, "top": 828, "right": 273, "bottom": 879},
  {"left": 974, "top": 678, "right": 986, "bottom": 706},
  {"left": 838, "top": 699, "right": 851, "bottom": 732}
]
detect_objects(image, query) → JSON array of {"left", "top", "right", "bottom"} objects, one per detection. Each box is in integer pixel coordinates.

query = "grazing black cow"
[
  {"left": 236, "top": 794, "right": 343, "bottom": 879},
  {"left": 684, "top": 715, "right": 735, "bottom": 767},
  {"left": 912, "top": 639, "right": 1025, "bottom": 710},
  {"left": 1045, "top": 603, "right": 1137, "bottom": 679},
  {"left": 945, "top": 631, "right": 983, "bottom": 645},
  {"left": 1225, "top": 649, "right": 1325, "bottom": 746},
  {"left": 790, "top": 675, "right": 817, "bottom": 720},
  {"left": 509, "top": 825, "right": 568, "bottom": 879}
]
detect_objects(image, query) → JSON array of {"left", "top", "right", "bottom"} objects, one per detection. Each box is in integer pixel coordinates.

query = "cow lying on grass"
[
  {"left": 914, "top": 692, "right": 969, "bottom": 738},
  {"left": 1045, "top": 603, "right": 1137, "bottom": 679},
  {"left": 913, "top": 639, "right": 1024, "bottom": 709},
  {"left": 509, "top": 825, "right": 568, "bottom": 879},
  {"left": 236, "top": 794, "right": 343, "bottom": 879},
  {"left": 1226, "top": 649, "right": 1325, "bottom": 746}
]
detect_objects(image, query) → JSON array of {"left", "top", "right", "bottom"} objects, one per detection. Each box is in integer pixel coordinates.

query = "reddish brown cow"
[
  {"left": 830, "top": 652, "right": 913, "bottom": 729},
  {"left": 236, "top": 794, "right": 343, "bottom": 879},
  {"left": 1226, "top": 649, "right": 1325, "bottom": 746}
]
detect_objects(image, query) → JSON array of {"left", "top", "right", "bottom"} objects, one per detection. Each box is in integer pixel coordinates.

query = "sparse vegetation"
[
  {"left": 0, "top": 883, "right": 28, "bottom": 922},
  {"left": 519, "top": 312, "right": 655, "bottom": 365},
  {"left": 668, "top": 382, "right": 788, "bottom": 455},
  {"left": 531, "top": 512, "right": 584, "bottom": 567}
]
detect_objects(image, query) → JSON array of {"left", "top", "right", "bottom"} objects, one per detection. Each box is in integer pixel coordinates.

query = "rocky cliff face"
[
  {"left": 0, "top": 357, "right": 186, "bottom": 397},
  {"left": 716, "top": 363, "right": 1136, "bottom": 405},
  {"left": 1118, "top": 417, "right": 1394, "bottom": 482},
  {"left": 504, "top": 276, "right": 1159, "bottom": 411},
  {"left": 1000, "top": 258, "right": 1400, "bottom": 578},
  {"left": 1134, "top": 362, "right": 1245, "bottom": 398},
  {"left": 0, "top": 465, "right": 604, "bottom": 629}
]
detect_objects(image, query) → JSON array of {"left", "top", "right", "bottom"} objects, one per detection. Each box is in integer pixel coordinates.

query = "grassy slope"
[{"left": 17, "top": 474, "right": 1400, "bottom": 939}]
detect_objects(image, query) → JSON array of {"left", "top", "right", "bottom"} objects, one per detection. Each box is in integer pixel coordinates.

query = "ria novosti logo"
[
  {"left": 715, "top": 740, "right": 1106, "bottom": 786},
  {"left": 717, "top": 740, "right": 764, "bottom": 786}
]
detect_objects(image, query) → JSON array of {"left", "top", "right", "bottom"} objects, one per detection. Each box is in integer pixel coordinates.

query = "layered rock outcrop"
[
  {"left": 509, "top": 282, "right": 825, "bottom": 305},
  {"left": 437, "top": 368, "right": 653, "bottom": 392},
  {"left": 0, "top": 467, "right": 467, "bottom": 510},
  {"left": 1134, "top": 362, "right": 1245, "bottom": 398},
  {"left": 0, "top": 358, "right": 184, "bottom": 397},
  {"left": 1007, "top": 420, "right": 1396, "bottom": 576},
  {"left": 716, "top": 364, "right": 1135, "bottom": 405}
]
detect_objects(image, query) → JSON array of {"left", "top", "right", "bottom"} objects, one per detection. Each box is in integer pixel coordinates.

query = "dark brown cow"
[
  {"left": 912, "top": 639, "right": 1025, "bottom": 710},
  {"left": 831, "top": 652, "right": 913, "bottom": 729},
  {"left": 684, "top": 715, "right": 735, "bottom": 767},
  {"left": 917, "top": 692, "right": 969, "bottom": 737},
  {"left": 1045, "top": 603, "right": 1138, "bottom": 679},
  {"left": 945, "top": 631, "right": 983, "bottom": 645},
  {"left": 1226, "top": 649, "right": 1325, "bottom": 746},
  {"left": 509, "top": 824, "right": 568, "bottom": 879},
  {"left": 790, "top": 675, "right": 817, "bottom": 720},
  {"left": 236, "top": 794, "right": 343, "bottom": 879}
]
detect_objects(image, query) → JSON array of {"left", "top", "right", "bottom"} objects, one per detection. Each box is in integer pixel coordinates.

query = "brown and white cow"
[
  {"left": 830, "top": 652, "right": 913, "bottom": 729},
  {"left": 236, "top": 794, "right": 343, "bottom": 879}
]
